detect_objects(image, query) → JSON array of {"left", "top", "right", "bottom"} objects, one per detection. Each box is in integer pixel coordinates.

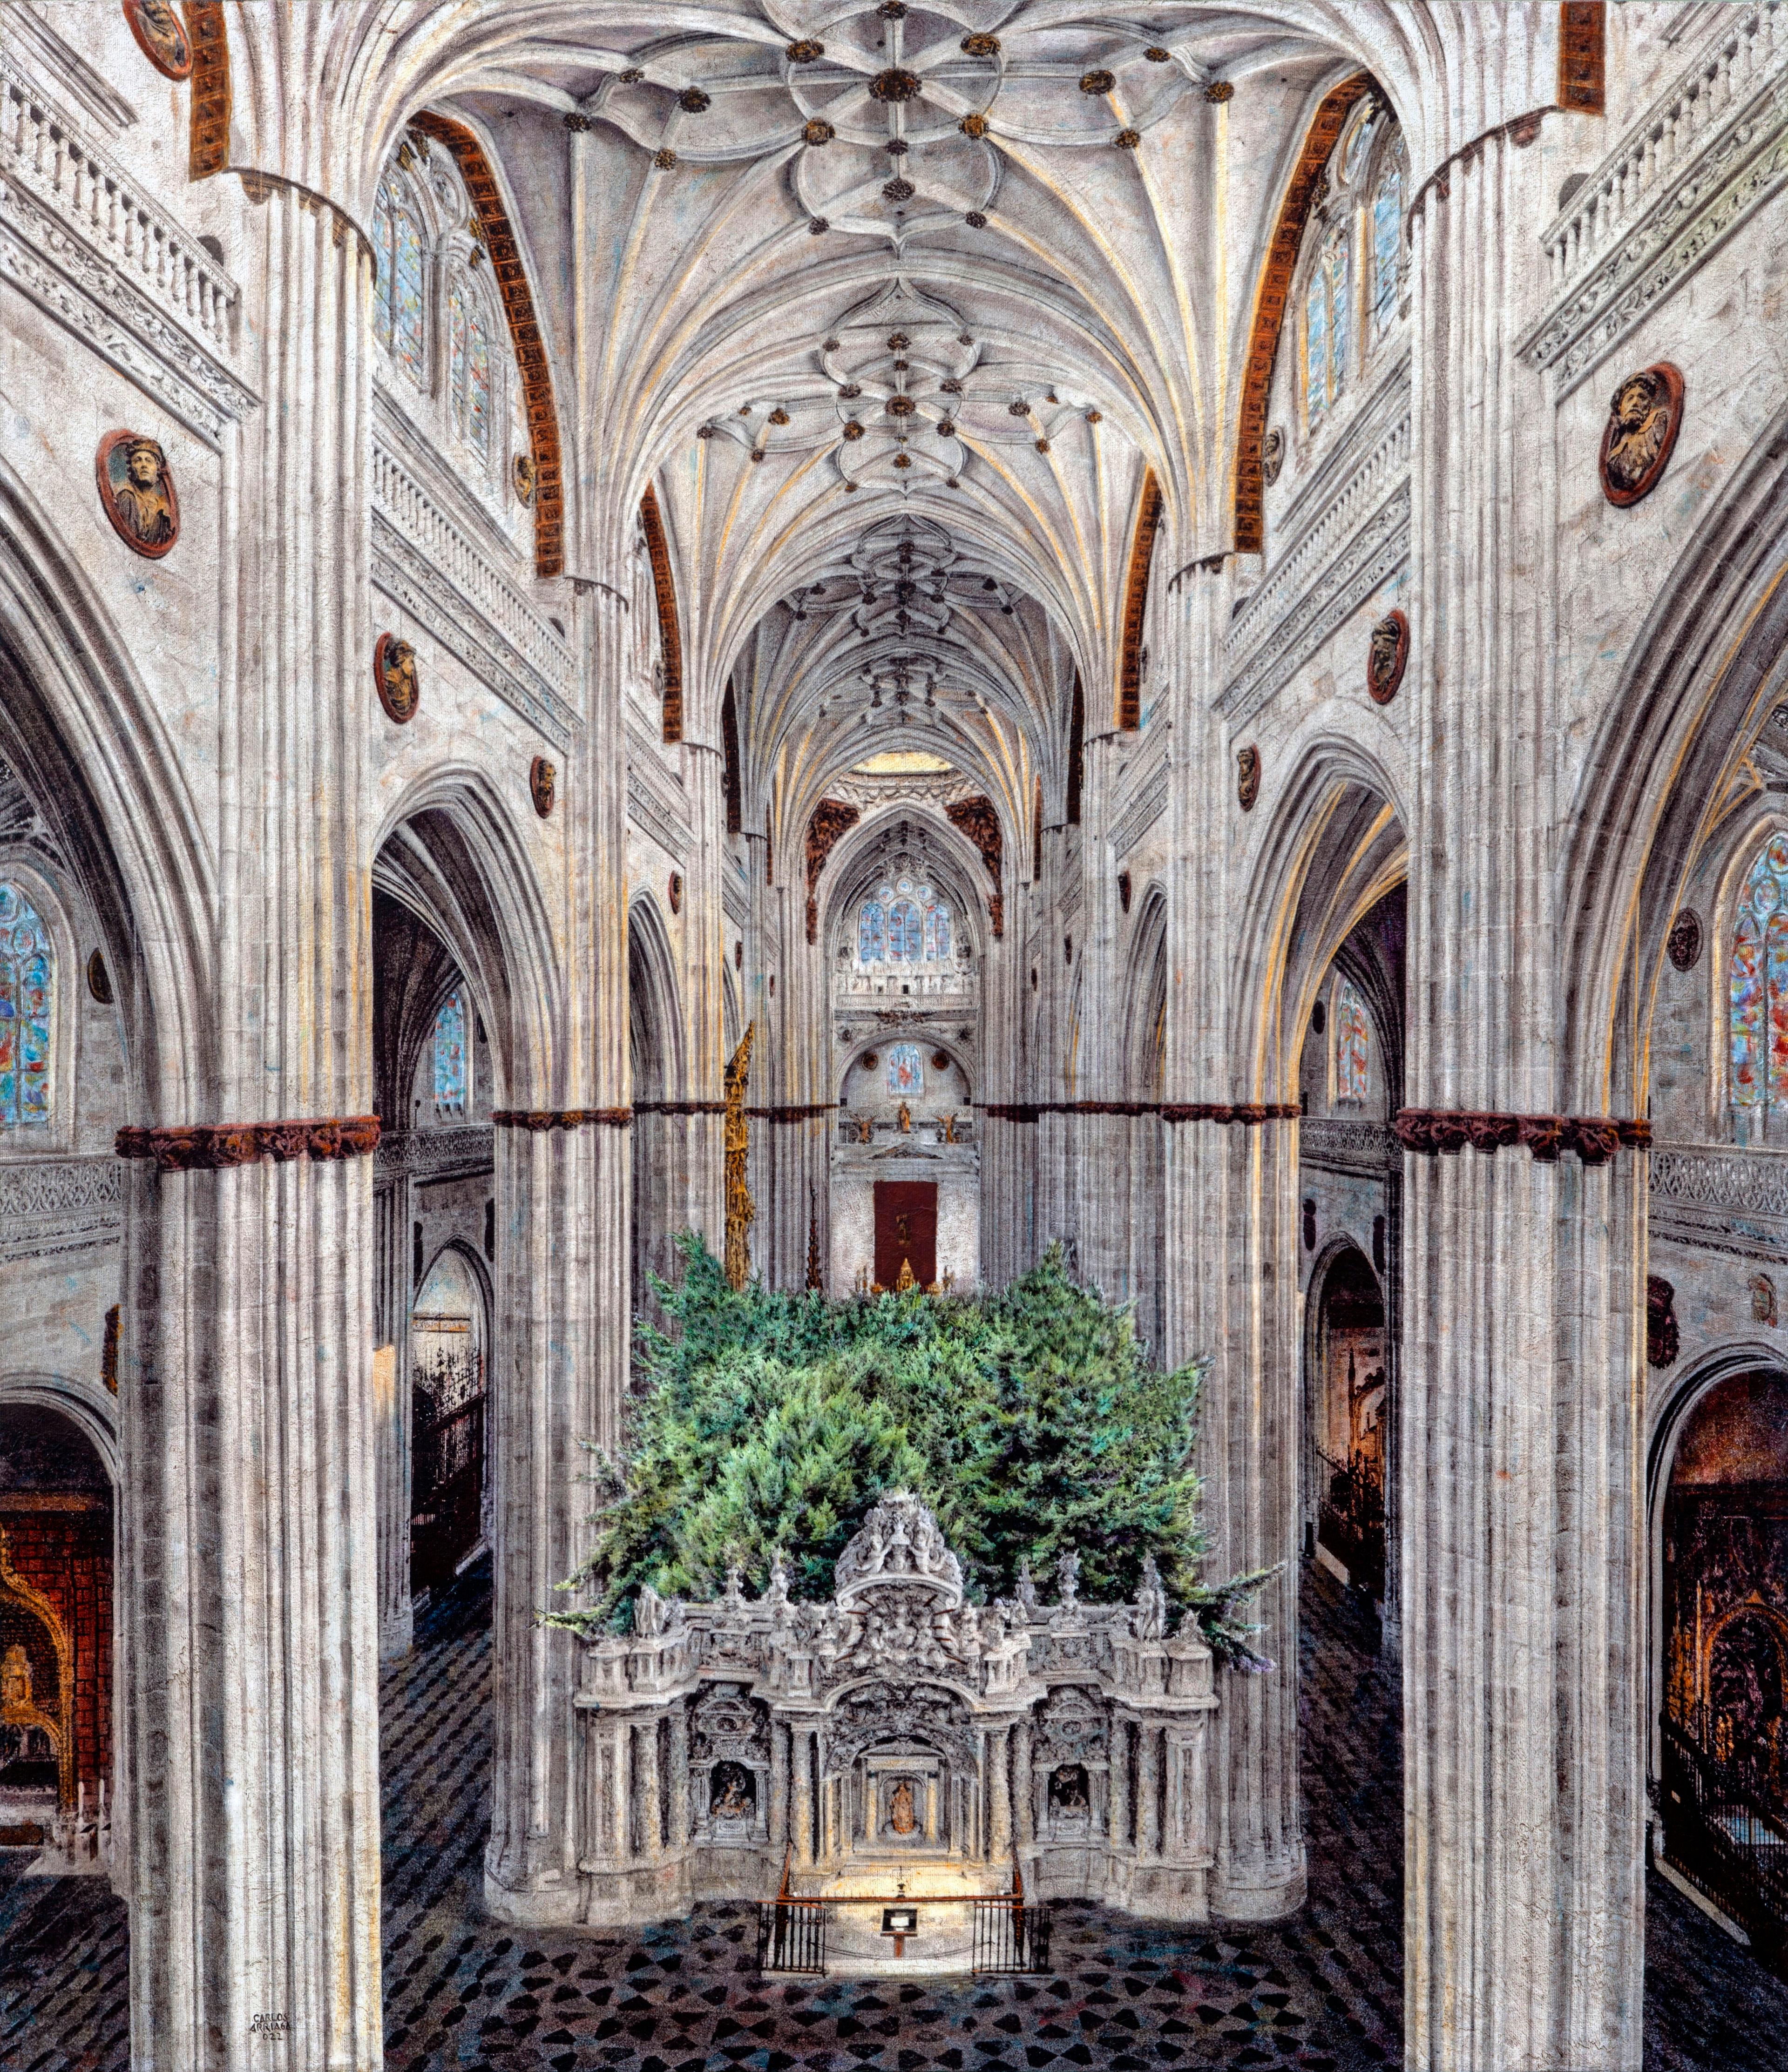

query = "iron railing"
[
  {"left": 1660, "top": 1715, "right": 1788, "bottom": 1975},
  {"left": 971, "top": 1862, "right": 1050, "bottom": 1976},
  {"left": 758, "top": 1848, "right": 827, "bottom": 1975},
  {"left": 1315, "top": 1446, "right": 1386, "bottom": 1602}
]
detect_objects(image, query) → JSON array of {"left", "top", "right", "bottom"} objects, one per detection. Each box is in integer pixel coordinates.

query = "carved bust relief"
[
  {"left": 1666, "top": 906, "right": 1702, "bottom": 972},
  {"left": 513, "top": 452, "right": 536, "bottom": 506},
  {"left": 123, "top": 0, "right": 193, "bottom": 79},
  {"left": 529, "top": 756, "right": 555, "bottom": 817},
  {"left": 1367, "top": 609, "right": 1409, "bottom": 705},
  {"left": 95, "top": 434, "right": 179, "bottom": 558},
  {"left": 1236, "top": 743, "right": 1261, "bottom": 812},
  {"left": 1260, "top": 427, "right": 1285, "bottom": 486},
  {"left": 374, "top": 634, "right": 420, "bottom": 724},
  {"left": 1599, "top": 364, "right": 1684, "bottom": 508}
]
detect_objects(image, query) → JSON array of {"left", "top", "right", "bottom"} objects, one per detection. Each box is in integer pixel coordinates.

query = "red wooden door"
[{"left": 874, "top": 1181, "right": 937, "bottom": 1291}]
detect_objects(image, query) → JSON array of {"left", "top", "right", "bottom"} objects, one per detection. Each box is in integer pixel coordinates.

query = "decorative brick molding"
[
  {"left": 491, "top": 1108, "right": 632, "bottom": 1130},
  {"left": 1117, "top": 471, "right": 1163, "bottom": 729},
  {"left": 804, "top": 798, "right": 861, "bottom": 943},
  {"left": 408, "top": 111, "right": 564, "bottom": 577},
  {"left": 186, "top": 3, "right": 230, "bottom": 179},
  {"left": 640, "top": 486, "right": 684, "bottom": 741},
  {"left": 116, "top": 1116, "right": 380, "bottom": 1170},
  {"left": 1392, "top": 1107, "right": 1650, "bottom": 1164},
  {"left": 1558, "top": 2, "right": 1607, "bottom": 115},
  {"left": 1233, "top": 72, "right": 1374, "bottom": 553}
]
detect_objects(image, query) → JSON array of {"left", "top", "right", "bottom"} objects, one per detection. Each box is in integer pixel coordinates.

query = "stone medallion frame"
[
  {"left": 1237, "top": 744, "right": 1261, "bottom": 812},
  {"left": 122, "top": 0, "right": 193, "bottom": 80},
  {"left": 94, "top": 432, "right": 180, "bottom": 560},
  {"left": 1367, "top": 609, "right": 1409, "bottom": 705},
  {"left": 529, "top": 756, "right": 555, "bottom": 818},
  {"left": 1599, "top": 362, "right": 1684, "bottom": 509},
  {"left": 373, "top": 633, "right": 420, "bottom": 725}
]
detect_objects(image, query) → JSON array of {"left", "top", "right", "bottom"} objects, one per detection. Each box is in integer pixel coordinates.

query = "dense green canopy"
[{"left": 547, "top": 1236, "right": 1272, "bottom": 1668}]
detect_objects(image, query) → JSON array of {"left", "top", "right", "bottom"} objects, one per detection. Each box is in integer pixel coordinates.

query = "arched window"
[
  {"left": 858, "top": 900, "right": 886, "bottom": 962},
  {"left": 373, "top": 179, "right": 426, "bottom": 385},
  {"left": 887, "top": 1043, "right": 924, "bottom": 1097},
  {"left": 1729, "top": 833, "right": 1788, "bottom": 1139},
  {"left": 433, "top": 990, "right": 468, "bottom": 1118},
  {"left": 859, "top": 879, "right": 955, "bottom": 964},
  {"left": 924, "top": 904, "right": 951, "bottom": 960},
  {"left": 1334, "top": 978, "right": 1370, "bottom": 1105},
  {"left": 1305, "top": 224, "right": 1351, "bottom": 421},
  {"left": 0, "top": 882, "right": 54, "bottom": 1131},
  {"left": 888, "top": 898, "right": 923, "bottom": 962},
  {"left": 449, "top": 270, "right": 494, "bottom": 463},
  {"left": 1370, "top": 149, "right": 1405, "bottom": 334}
]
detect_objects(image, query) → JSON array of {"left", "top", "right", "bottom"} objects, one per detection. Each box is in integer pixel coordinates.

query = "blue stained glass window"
[
  {"left": 924, "top": 904, "right": 951, "bottom": 960},
  {"left": 859, "top": 901, "right": 885, "bottom": 961},
  {"left": 1372, "top": 160, "right": 1403, "bottom": 332},
  {"left": 1731, "top": 834, "right": 1788, "bottom": 1138},
  {"left": 391, "top": 205, "right": 425, "bottom": 385},
  {"left": 1304, "top": 263, "right": 1330, "bottom": 419},
  {"left": 373, "top": 183, "right": 395, "bottom": 352},
  {"left": 888, "top": 899, "right": 923, "bottom": 961},
  {"left": 467, "top": 317, "right": 492, "bottom": 459},
  {"left": 433, "top": 990, "right": 467, "bottom": 1117},
  {"left": 1327, "top": 230, "right": 1351, "bottom": 401},
  {"left": 887, "top": 1042, "right": 924, "bottom": 1097},
  {"left": 0, "top": 882, "right": 53, "bottom": 1130}
]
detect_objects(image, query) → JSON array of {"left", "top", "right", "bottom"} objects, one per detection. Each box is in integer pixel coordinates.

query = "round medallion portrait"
[
  {"left": 529, "top": 756, "right": 556, "bottom": 818},
  {"left": 1600, "top": 363, "right": 1684, "bottom": 508},
  {"left": 373, "top": 633, "right": 420, "bottom": 724},
  {"left": 95, "top": 432, "right": 180, "bottom": 558},
  {"left": 123, "top": 0, "right": 193, "bottom": 79},
  {"left": 1367, "top": 609, "right": 1409, "bottom": 705},
  {"left": 1666, "top": 906, "right": 1703, "bottom": 972},
  {"left": 1236, "top": 743, "right": 1261, "bottom": 812}
]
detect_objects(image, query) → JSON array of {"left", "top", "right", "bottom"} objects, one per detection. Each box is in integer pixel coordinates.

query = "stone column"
[
  {"left": 117, "top": 177, "right": 384, "bottom": 2069},
  {"left": 485, "top": 579, "right": 628, "bottom": 1924},
  {"left": 1012, "top": 1720, "right": 1035, "bottom": 1849},
  {"left": 769, "top": 1719, "right": 789, "bottom": 1851},
  {"left": 989, "top": 1725, "right": 1013, "bottom": 1863},
  {"left": 637, "top": 1722, "right": 662, "bottom": 1859},
  {"left": 1400, "top": 98, "right": 1645, "bottom": 2072},
  {"left": 1108, "top": 1718, "right": 1131, "bottom": 1853},
  {"left": 1161, "top": 559, "right": 1307, "bottom": 1920},
  {"left": 668, "top": 1706, "right": 690, "bottom": 1850},
  {"left": 1136, "top": 1725, "right": 1160, "bottom": 1861},
  {"left": 793, "top": 1729, "right": 816, "bottom": 1864}
]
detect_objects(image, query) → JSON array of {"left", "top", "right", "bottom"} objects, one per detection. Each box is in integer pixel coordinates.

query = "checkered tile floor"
[{"left": 3, "top": 1559, "right": 1784, "bottom": 2068}]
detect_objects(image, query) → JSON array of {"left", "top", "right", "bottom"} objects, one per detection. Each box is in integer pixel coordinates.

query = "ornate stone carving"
[
  {"left": 513, "top": 452, "right": 536, "bottom": 506},
  {"left": 835, "top": 1492, "right": 963, "bottom": 1609},
  {"left": 1118, "top": 473, "right": 1163, "bottom": 730},
  {"left": 529, "top": 756, "right": 555, "bottom": 818},
  {"left": 804, "top": 798, "right": 861, "bottom": 942},
  {"left": 374, "top": 633, "right": 420, "bottom": 724},
  {"left": 1648, "top": 1274, "right": 1680, "bottom": 1368},
  {"left": 945, "top": 795, "right": 1003, "bottom": 936},
  {"left": 1668, "top": 907, "right": 1703, "bottom": 972},
  {"left": 0, "top": 1155, "right": 123, "bottom": 1262},
  {"left": 1260, "top": 427, "right": 1284, "bottom": 486},
  {"left": 1367, "top": 608, "right": 1408, "bottom": 705},
  {"left": 1600, "top": 364, "right": 1683, "bottom": 507},
  {"left": 115, "top": 1117, "right": 380, "bottom": 1170},
  {"left": 1752, "top": 1272, "right": 1778, "bottom": 1327},
  {"left": 95, "top": 432, "right": 178, "bottom": 557}
]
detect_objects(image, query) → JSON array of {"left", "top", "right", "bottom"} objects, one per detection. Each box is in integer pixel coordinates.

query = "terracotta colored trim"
[
  {"left": 1393, "top": 1107, "right": 1649, "bottom": 1164},
  {"left": 409, "top": 110, "right": 564, "bottom": 578},
  {"left": 804, "top": 798, "right": 861, "bottom": 943},
  {"left": 184, "top": 3, "right": 230, "bottom": 178},
  {"left": 491, "top": 1107, "right": 632, "bottom": 1130},
  {"left": 639, "top": 485, "right": 683, "bottom": 742},
  {"left": 747, "top": 1103, "right": 837, "bottom": 1123},
  {"left": 1558, "top": 3, "right": 1606, "bottom": 115},
  {"left": 1160, "top": 1102, "right": 1301, "bottom": 1124},
  {"left": 1117, "top": 473, "right": 1163, "bottom": 729},
  {"left": 633, "top": 1098, "right": 728, "bottom": 1116},
  {"left": 117, "top": 1116, "right": 381, "bottom": 1170},
  {"left": 1232, "top": 72, "right": 1374, "bottom": 554},
  {"left": 977, "top": 1099, "right": 1301, "bottom": 1124}
]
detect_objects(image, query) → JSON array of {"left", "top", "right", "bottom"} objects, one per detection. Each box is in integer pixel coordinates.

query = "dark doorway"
[
  {"left": 1312, "top": 1245, "right": 1387, "bottom": 1604},
  {"left": 410, "top": 1249, "right": 488, "bottom": 1599},
  {"left": 874, "top": 1181, "right": 937, "bottom": 1291}
]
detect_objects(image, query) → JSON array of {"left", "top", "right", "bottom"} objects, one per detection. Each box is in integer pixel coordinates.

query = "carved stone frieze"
[
  {"left": 1300, "top": 1116, "right": 1397, "bottom": 1177},
  {"left": 374, "top": 1125, "right": 494, "bottom": 1186},
  {"left": 0, "top": 1155, "right": 123, "bottom": 1261}
]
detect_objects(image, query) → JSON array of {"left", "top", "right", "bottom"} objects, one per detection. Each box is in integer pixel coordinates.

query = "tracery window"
[
  {"left": 1304, "top": 227, "right": 1350, "bottom": 420},
  {"left": 1295, "top": 104, "right": 1406, "bottom": 435},
  {"left": 887, "top": 1043, "right": 924, "bottom": 1097},
  {"left": 0, "top": 882, "right": 53, "bottom": 1131},
  {"left": 433, "top": 990, "right": 468, "bottom": 1118},
  {"left": 1729, "top": 833, "right": 1788, "bottom": 1140},
  {"left": 856, "top": 879, "right": 954, "bottom": 965},
  {"left": 1334, "top": 979, "right": 1370, "bottom": 1105},
  {"left": 449, "top": 269, "right": 493, "bottom": 461},
  {"left": 373, "top": 178, "right": 426, "bottom": 385},
  {"left": 1370, "top": 149, "right": 1406, "bottom": 334}
]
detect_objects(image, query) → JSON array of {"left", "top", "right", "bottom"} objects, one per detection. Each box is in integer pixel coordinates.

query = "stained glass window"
[
  {"left": 449, "top": 272, "right": 494, "bottom": 463},
  {"left": 888, "top": 899, "right": 923, "bottom": 961},
  {"left": 0, "top": 882, "right": 53, "bottom": 1130},
  {"left": 1371, "top": 155, "right": 1404, "bottom": 333},
  {"left": 1334, "top": 979, "right": 1370, "bottom": 1105},
  {"left": 887, "top": 1042, "right": 924, "bottom": 1097},
  {"left": 1730, "top": 834, "right": 1788, "bottom": 1138},
  {"left": 373, "top": 183, "right": 395, "bottom": 352},
  {"left": 924, "top": 904, "right": 951, "bottom": 960},
  {"left": 377, "top": 191, "right": 425, "bottom": 385},
  {"left": 433, "top": 990, "right": 467, "bottom": 1117},
  {"left": 859, "top": 901, "right": 886, "bottom": 961},
  {"left": 449, "top": 274, "right": 469, "bottom": 423},
  {"left": 1304, "top": 263, "right": 1330, "bottom": 420}
]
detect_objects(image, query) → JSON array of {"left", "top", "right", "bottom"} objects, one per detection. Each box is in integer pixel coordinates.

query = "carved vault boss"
[{"left": 567, "top": 1495, "right": 1219, "bottom": 1929}]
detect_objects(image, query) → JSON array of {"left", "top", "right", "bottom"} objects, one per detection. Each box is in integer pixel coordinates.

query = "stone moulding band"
[
  {"left": 491, "top": 1108, "right": 632, "bottom": 1130},
  {"left": 633, "top": 1099, "right": 727, "bottom": 1116},
  {"left": 746, "top": 1103, "right": 836, "bottom": 1123},
  {"left": 1392, "top": 1107, "right": 1650, "bottom": 1164},
  {"left": 116, "top": 1116, "right": 381, "bottom": 1170}
]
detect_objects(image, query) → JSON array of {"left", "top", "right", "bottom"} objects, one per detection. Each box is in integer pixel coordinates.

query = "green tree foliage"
[{"left": 547, "top": 1235, "right": 1273, "bottom": 1668}]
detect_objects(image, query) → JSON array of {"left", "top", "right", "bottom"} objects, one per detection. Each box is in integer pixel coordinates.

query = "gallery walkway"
[{"left": 3, "top": 1559, "right": 1785, "bottom": 2069}]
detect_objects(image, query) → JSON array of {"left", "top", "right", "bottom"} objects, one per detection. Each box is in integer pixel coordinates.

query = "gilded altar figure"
[
  {"left": 96, "top": 434, "right": 179, "bottom": 557},
  {"left": 887, "top": 1777, "right": 918, "bottom": 1835},
  {"left": 724, "top": 1024, "right": 755, "bottom": 1289},
  {"left": 1600, "top": 364, "right": 1683, "bottom": 506}
]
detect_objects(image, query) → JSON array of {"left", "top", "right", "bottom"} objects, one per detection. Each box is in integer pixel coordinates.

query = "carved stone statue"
[
  {"left": 374, "top": 634, "right": 420, "bottom": 724},
  {"left": 96, "top": 433, "right": 179, "bottom": 558},
  {"left": 1133, "top": 1554, "right": 1168, "bottom": 1642},
  {"left": 1599, "top": 363, "right": 1683, "bottom": 507},
  {"left": 886, "top": 1777, "right": 918, "bottom": 1835},
  {"left": 710, "top": 1762, "right": 754, "bottom": 1819},
  {"left": 1236, "top": 743, "right": 1260, "bottom": 812},
  {"left": 1056, "top": 1548, "right": 1081, "bottom": 1612}
]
